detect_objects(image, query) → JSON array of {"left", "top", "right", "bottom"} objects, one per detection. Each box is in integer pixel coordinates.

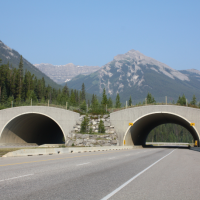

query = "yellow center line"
[{"left": 0, "top": 150, "right": 132, "bottom": 167}]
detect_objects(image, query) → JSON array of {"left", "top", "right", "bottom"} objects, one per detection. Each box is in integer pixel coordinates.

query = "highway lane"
[{"left": 0, "top": 148, "right": 198, "bottom": 200}]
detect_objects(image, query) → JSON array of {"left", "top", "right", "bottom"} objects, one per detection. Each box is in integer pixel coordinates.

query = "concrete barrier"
[
  {"left": 2, "top": 146, "right": 141, "bottom": 157},
  {"left": 146, "top": 142, "right": 191, "bottom": 146}
]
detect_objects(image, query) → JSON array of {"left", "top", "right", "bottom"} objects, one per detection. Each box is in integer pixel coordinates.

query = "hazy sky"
[{"left": 1, "top": 0, "right": 200, "bottom": 70}]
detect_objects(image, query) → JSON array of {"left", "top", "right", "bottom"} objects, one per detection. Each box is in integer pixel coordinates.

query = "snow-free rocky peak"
[
  {"left": 112, "top": 49, "right": 189, "bottom": 81},
  {"left": 67, "top": 49, "right": 200, "bottom": 102}
]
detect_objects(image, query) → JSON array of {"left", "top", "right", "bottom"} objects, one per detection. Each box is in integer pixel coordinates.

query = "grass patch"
[{"left": 0, "top": 148, "right": 23, "bottom": 157}]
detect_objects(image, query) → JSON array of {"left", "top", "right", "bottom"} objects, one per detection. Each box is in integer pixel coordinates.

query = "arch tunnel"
[
  {"left": 124, "top": 112, "right": 199, "bottom": 146},
  {"left": 0, "top": 113, "right": 65, "bottom": 145}
]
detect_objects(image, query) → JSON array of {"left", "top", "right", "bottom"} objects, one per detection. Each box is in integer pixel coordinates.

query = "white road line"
[
  {"left": 101, "top": 149, "right": 176, "bottom": 200},
  {"left": 108, "top": 157, "right": 116, "bottom": 159},
  {"left": 0, "top": 174, "right": 34, "bottom": 182},
  {"left": 77, "top": 162, "right": 90, "bottom": 166}
]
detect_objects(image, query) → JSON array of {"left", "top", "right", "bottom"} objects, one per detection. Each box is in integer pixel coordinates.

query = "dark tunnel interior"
[
  {"left": 0, "top": 113, "right": 65, "bottom": 145},
  {"left": 127, "top": 113, "right": 199, "bottom": 146}
]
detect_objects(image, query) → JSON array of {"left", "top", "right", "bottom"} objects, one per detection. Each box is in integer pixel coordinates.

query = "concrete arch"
[
  {"left": 0, "top": 112, "right": 66, "bottom": 145},
  {"left": 110, "top": 105, "right": 200, "bottom": 146},
  {"left": 123, "top": 112, "right": 200, "bottom": 146},
  {"left": 0, "top": 106, "right": 80, "bottom": 145}
]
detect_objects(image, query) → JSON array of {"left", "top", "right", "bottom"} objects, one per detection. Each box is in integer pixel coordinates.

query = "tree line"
[
  {"left": 0, "top": 56, "right": 199, "bottom": 113},
  {"left": 146, "top": 124, "right": 193, "bottom": 143}
]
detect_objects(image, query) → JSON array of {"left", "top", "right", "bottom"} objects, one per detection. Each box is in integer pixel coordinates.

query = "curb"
[{"left": 2, "top": 146, "right": 142, "bottom": 157}]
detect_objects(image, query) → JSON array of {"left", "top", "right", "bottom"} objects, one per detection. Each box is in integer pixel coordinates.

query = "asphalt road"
[{"left": 0, "top": 147, "right": 199, "bottom": 200}]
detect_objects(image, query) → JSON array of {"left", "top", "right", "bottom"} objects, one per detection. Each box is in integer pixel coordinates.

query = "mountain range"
[
  {"left": 34, "top": 63, "right": 99, "bottom": 84},
  {"left": 0, "top": 40, "right": 61, "bottom": 89},
  {"left": 67, "top": 50, "right": 200, "bottom": 103},
  {"left": 1, "top": 40, "right": 199, "bottom": 104}
]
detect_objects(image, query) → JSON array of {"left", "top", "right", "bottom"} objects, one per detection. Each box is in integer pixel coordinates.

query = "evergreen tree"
[
  {"left": 1, "top": 86, "right": 8, "bottom": 103},
  {"left": 0, "top": 64, "right": 6, "bottom": 102},
  {"left": 81, "top": 83, "right": 86, "bottom": 102},
  {"left": 91, "top": 95, "right": 99, "bottom": 113},
  {"left": 98, "top": 119, "right": 105, "bottom": 133},
  {"left": 177, "top": 94, "right": 186, "bottom": 106},
  {"left": 18, "top": 55, "right": 23, "bottom": 98},
  {"left": 190, "top": 94, "right": 197, "bottom": 106},
  {"left": 101, "top": 88, "right": 107, "bottom": 106},
  {"left": 80, "top": 114, "right": 89, "bottom": 133},
  {"left": 80, "top": 100, "right": 87, "bottom": 112},
  {"left": 62, "top": 83, "right": 69, "bottom": 97},
  {"left": 107, "top": 97, "right": 113, "bottom": 108},
  {"left": 70, "top": 89, "right": 76, "bottom": 106},
  {"left": 115, "top": 93, "right": 121, "bottom": 108},
  {"left": 91, "top": 94, "right": 95, "bottom": 105},
  {"left": 128, "top": 96, "right": 132, "bottom": 106},
  {"left": 146, "top": 92, "right": 156, "bottom": 104}
]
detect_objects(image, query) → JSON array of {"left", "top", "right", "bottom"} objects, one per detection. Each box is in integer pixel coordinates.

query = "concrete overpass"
[
  {"left": 0, "top": 106, "right": 79, "bottom": 145},
  {"left": 110, "top": 105, "right": 200, "bottom": 146},
  {"left": 0, "top": 105, "right": 199, "bottom": 147}
]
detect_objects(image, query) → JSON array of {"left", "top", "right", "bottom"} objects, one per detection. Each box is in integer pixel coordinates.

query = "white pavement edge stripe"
[
  {"left": 101, "top": 149, "right": 176, "bottom": 200},
  {"left": 0, "top": 174, "right": 34, "bottom": 182}
]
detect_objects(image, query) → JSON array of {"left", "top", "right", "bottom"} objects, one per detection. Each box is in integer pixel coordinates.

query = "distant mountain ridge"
[
  {"left": 34, "top": 63, "right": 100, "bottom": 84},
  {"left": 67, "top": 50, "right": 200, "bottom": 103},
  {"left": 0, "top": 40, "right": 61, "bottom": 89}
]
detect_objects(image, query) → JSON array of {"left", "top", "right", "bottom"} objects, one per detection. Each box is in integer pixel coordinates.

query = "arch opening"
[
  {"left": 0, "top": 113, "right": 65, "bottom": 145},
  {"left": 146, "top": 124, "right": 193, "bottom": 144},
  {"left": 124, "top": 113, "right": 199, "bottom": 147}
]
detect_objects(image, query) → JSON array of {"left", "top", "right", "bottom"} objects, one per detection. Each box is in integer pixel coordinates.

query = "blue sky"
[{"left": 1, "top": 0, "right": 200, "bottom": 70}]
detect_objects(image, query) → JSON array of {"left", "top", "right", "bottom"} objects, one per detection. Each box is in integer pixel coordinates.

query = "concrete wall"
[
  {"left": 0, "top": 106, "right": 80, "bottom": 144},
  {"left": 3, "top": 146, "right": 136, "bottom": 157},
  {"left": 110, "top": 105, "right": 200, "bottom": 146}
]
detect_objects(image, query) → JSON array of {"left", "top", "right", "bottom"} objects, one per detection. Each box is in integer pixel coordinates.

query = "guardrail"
[{"left": 146, "top": 142, "right": 193, "bottom": 146}]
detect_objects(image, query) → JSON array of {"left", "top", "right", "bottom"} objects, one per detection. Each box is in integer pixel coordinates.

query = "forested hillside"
[
  {"left": 0, "top": 40, "right": 61, "bottom": 90},
  {"left": 147, "top": 124, "right": 193, "bottom": 143},
  {"left": 0, "top": 56, "right": 93, "bottom": 109}
]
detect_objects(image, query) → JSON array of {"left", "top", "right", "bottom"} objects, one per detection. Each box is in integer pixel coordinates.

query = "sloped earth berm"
[{"left": 66, "top": 114, "right": 119, "bottom": 147}]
